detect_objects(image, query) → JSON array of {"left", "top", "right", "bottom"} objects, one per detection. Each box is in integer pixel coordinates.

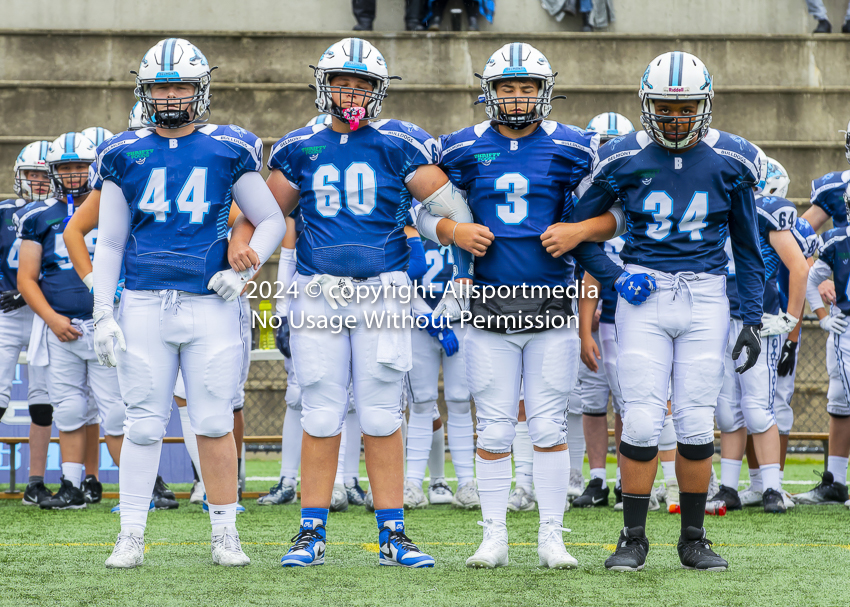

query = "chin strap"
[{"left": 343, "top": 106, "right": 367, "bottom": 131}]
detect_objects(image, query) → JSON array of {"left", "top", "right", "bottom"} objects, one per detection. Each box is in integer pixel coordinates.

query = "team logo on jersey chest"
[
  {"left": 637, "top": 169, "right": 659, "bottom": 185},
  {"left": 302, "top": 146, "right": 326, "bottom": 161},
  {"left": 126, "top": 149, "right": 154, "bottom": 165},
  {"left": 474, "top": 152, "right": 500, "bottom": 166}
]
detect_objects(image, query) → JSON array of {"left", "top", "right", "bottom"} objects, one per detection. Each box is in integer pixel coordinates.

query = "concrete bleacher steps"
[{"left": 1, "top": 30, "right": 848, "bottom": 205}]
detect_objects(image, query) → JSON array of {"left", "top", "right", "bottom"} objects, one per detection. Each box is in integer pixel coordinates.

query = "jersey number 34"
[{"left": 643, "top": 190, "right": 708, "bottom": 241}]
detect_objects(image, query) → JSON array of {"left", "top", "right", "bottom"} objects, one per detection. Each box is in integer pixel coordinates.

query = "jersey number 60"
[{"left": 313, "top": 162, "right": 377, "bottom": 218}]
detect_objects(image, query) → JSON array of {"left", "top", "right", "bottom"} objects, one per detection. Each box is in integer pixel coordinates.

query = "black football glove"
[
  {"left": 0, "top": 290, "right": 26, "bottom": 313},
  {"left": 275, "top": 316, "right": 291, "bottom": 358},
  {"left": 732, "top": 324, "right": 761, "bottom": 374},
  {"left": 777, "top": 339, "right": 797, "bottom": 377}
]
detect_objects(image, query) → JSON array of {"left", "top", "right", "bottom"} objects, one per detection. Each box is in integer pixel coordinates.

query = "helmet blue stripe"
[
  {"left": 608, "top": 112, "right": 616, "bottom": 131},
  {"left": 40, "top": 141, "right": 48, "bottom": 161},
  {"left": 65, "top": 132, "right": 74, "bottom": 153},
  {"left": 351, "top": 38, "right": 362, "bottom": 63},
  {"left": 669, "top": 51, "right": 683, "bottom": 87},
  {"left": 510, "top": 42, "right": 520, "bottom": 67},
  {"left": 162, "top": 38, "right": 176, "bottom": 71}
]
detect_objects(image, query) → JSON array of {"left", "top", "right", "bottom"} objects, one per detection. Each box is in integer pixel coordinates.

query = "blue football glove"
[
  {"left": 113, "top": 280, "right": 125, "bottom": 306},
  {"left": 418, "top": 312, "right": 445, "bottom": 339},
  {"left": 437, "top": 327, "right": 459, "bottom": 357},
  {"left": 275, "top": 316, "right": 291, "bottom": 358},
  {"left": 614, "top": 271, "right": 657, "bottom": 306}
]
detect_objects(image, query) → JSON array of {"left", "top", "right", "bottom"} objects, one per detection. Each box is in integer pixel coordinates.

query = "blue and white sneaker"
[
  {"left": 110, "top": 500, "right": 155, "bottom": 514},
  {"left": 280, "top": 518, "right": 326, "bottom": 567},
  {"left": 378, "top": 521, "right": 434, "bottom": 568},
  {"left": 257, "top": 477, "right": 297, "bottom": 505},
  {"left": 346, "top": 479, "right": 367, "bottom": 506},
  {"left": 201, "top": 494, "right": 246, "bottom": 514}
]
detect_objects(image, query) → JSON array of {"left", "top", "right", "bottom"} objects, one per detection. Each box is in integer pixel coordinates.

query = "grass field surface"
[{"left": 1, "top": 456, "right": 848, "bottom": 607}]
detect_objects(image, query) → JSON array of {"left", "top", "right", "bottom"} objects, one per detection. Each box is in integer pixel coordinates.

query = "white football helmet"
[
  {"left": 135, "top": 38, "right": 212, "bottom": 129},
  {"left": 81, "top": 127, "right": 115, "bottom": 147},
  {"left": 13, "top": 141, "right": 52, "bottom": 201},
  {"left": 478, "top": 42, "right": 556, "bottom": 129},
  {"left": 313, "top": 38, "right": 392, "bottom": 121},
  {"left": 842, "top": 119, "right": 850, "bottom": 164},
  {"left": 128, "top": 101, "right": 148, "bottom": 130},
  {"left": 639, "top": 51, "right": 714, "bottom": 150},
  {"left": 586, "top": 112, "right": 635, "bottom": 142},
  {"left": 46, "top": 133, "right": 97, "bottom": 198},
  {"left": 305, "top": 114, "right": 333, "bottom": 128},
  {"left": 762, "top": 157, "right": 790, "bottom": 199}
]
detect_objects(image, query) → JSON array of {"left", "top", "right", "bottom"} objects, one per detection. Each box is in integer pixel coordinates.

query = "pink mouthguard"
[{"left": 343, "top": 106, "right": 367, "bottom": 130}]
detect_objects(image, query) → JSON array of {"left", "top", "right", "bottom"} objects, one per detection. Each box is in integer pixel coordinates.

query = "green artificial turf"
[{"left": 0, "top": 457, "right": 847, "bottom": 607}]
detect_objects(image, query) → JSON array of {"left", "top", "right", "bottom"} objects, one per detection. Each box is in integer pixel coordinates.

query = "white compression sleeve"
[
  {"left": 421, "top": 181, "right": 473, "bottom": 224},
  {"left": 231, "top": 171, "right": 286, "bottom": 266},
  {"left": 275, "top": 247, "right": 297, "bottom": 316},
  {"left": 608, "top": 205, "right": 627, "bottom": 238},
  {"left": 415, "top": 203, "right": 442, "bottom": 244},
  {"left": 92, "top": 180, "right": 131, "bottom": 317},
  {"left": 806, "top": 259, "right": 832, "bottom": 313}
]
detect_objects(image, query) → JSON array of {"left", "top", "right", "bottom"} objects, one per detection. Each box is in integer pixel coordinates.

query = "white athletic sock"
[
  {"left": 209, "top": 502, "right": 238, "bottom": 529},
  {"left": 567, "top": 411, "right": 585, "bottom": 472},
  {"left": 721, "top": 457, "right": 743, "bottom": 489},
  {"left": 446, "top": 400, "right": 475, "bottom": 487},
  {"left": 827, "top": 456, "right": 849, "bottom": 486},
  {"left": 748, "top": 467, "right": 762, "bottom": 492},
  {"left": 405, "top": 406, "right": 433, "bottom": 485},
  {"left": 476, "top": 455, "right": 512, "bottom": 526},
  {"left": 280, "top": 410, "right": 303, "bottom": 480},
  {"left": 61, "top": 462, "right": 84, "bottom": 489},
  {"left": 334, "top": 419, "right": 346, "bottom": 486},
  {"left": 534, "top": 450, "right": 569, "bottom": 526},
  {"left": 119, "top": 439, "right": 162, "bottom": 534},
  {"left": 589, "top": 467, "right": 606, "bottom": 483},
  {"left": 760, "top": 463, "right": 781, "bottom": 492},
  {"left": 179, "top": 407, "right": 203, "bottom": 485},
  {"left": 615, "top": 466, "right": 621, "bottom": 489},
  {"left": 661, "top": 460, "right": 677, "bottom": 484},
  {"left": 344, "top": 410, "right": 361, "bottom": 486},
  {"left": 428, "top": 426, "right": 446, "bottom": 482},
  {"left": 512, "top": 421, "right": 534, "bottom": 491}
]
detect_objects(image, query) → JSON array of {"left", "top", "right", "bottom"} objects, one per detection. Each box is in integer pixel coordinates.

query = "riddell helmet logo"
[{"left": 665, "top": 86, "right": 689, "bottom": 93}]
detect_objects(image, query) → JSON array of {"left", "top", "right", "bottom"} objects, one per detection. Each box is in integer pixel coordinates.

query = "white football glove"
[
  {"left": 207, "top": 268, "right": 253, "bottom": 302},
  {"left": 306, "top": 274, "right": 354, "bottom": 310},
  {"left": 432, "top": 280, "right": 471, "bottom": 321},
  {"left": 820, "top": 312, "right": 849, "bottom": 335},
  {"left": 759, "top": 312, "right": 799, "bottom": 337},
  {"left": 93, "top": 310, "right": 126, "bottom": 368}
]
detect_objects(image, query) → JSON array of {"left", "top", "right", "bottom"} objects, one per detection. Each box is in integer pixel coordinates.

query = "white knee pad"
[
  {"left": 359, "top": 408, "right": 402, "bottom": 438},
  {"left": 775, "top": 405, "right": 793, "bottom": 435},
  {"left": 477, "top": 420, "right": 516, "bottom": 453},
  {"left": 526, "top": 416, "right": 567, "bottom": 449},
  {"left": 53, "top": 399, "right": 89, "bottom": 433},
  {"left": 673, "top": 404, "right": 716, "bottom": 445},
  {"left": 621, "top": 405, "right": 663, "bottom": 447},
  {"left": 195, "top": 413, "right": 234, "bottom": 438},
  {"left": 446, "top": 399, "right": 471, "bottom": 416},
  {"left": 126, "top": 418, "right": 166, "bottom": 445},
  {"left": 301, "top": 409, "right": 344, "bottom": 438},
  {"left": 741, "top": 402, "right": 776, "bottom": 435},
  {"left": 103, "top": 405, "right": 126, "bottom": 437},
  {"left": 658, "top": 414, "right": 676, "bottom": 451},
  {"left": 411, "top": 398, "right": 437, "bottom": 416}
]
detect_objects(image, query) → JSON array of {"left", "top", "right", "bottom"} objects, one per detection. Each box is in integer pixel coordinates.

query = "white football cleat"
[
  {"left": 648, "top": 489, "right": 660, "bottom": 511},
  {"left": 708, "top": 466, "right": 720, "bottom": 500},
  {"left": 567, "top": 469, "right": 584, "bottom": 502},
  {"left": 845, "top": 498, "right": 850, "bottom": 509},
  {"left": 211, "top": 525, "right": 250, "bottom": 566},
  {"left": 738, "top": 486, "right": 763, "bottom": 507},
  {"left": 190, "top": 480, "right": 205, "bottom": 505},
  {"left": 105, "top": 530, "right": 145, "bottom": 569},
  {"left": 654, "top": 482, "right": 668, "bottom": 503},
  {"left": 537, "top": 517, "right": 577, "bottom": 569},
  {"left": 428, "top": 478, "right": 454, "bottom": 505},
  {"left": 452, "top": 480, "right": 481, "bottom": 510},
  {"left": 507, "top": 486, "right": 536, "bottom": 512},
  {"left": 781, "top": 488, "right": 796, "bottom": 510},
  {"left": 466, "top": 520, "right": 509, "bottom": 569},
  {"left": 330, "top": 483, "right": 349, "bottom": 512},
  {"left": 403, "top": 480, "right": 428, "bottom": 509},
  {"left": 666, "top": 478, "right": 681, "bottom": 514}
]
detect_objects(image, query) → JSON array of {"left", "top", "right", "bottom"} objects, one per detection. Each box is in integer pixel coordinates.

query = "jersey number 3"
[
  {"left": 495, "top": 173, "right": 529, "bottom": 225},
  {"left": 643, "top": 190, "right": 708, "bottom": 241},
  {"left": 138, "top": 167, "right": 211, "bottom": 224}
]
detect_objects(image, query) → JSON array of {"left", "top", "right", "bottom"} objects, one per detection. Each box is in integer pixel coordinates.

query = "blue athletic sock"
[
  {"left": 300, "top": 507, "right": 328, "bottom": 533},
  {"left": 375, "top": 508, "right": 404, "bottom": 540}
]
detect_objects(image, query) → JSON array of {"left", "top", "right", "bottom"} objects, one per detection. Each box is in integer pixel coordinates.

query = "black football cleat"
[
  {"left": 152, "top": 476, "right": 179, "bottom": 510},
  {"left": 709, "top": 485, "right": 742, "bottom": 511},
  {"left": 22, "top": 481, "right": 53, "bottom": 506},
  {"left": 40, "top": 477, "right": 86, "bottom": 510},
  {"left": 793, "top": 470, "right": 849, "bottom": 504},
  {"left": 678, "top": 527, "right": 727, "bottom": 571},
  {"left": 573, "top": 477, "right": 610, "bottom": 508},
  {"left": 81, "top": 475, "right": 103, "bottom": 504},
  {"left": 762, "top": 488, "right": 786, "bottom": 514},
  {"left": 605, "top": 526, "right": 649, "bottom": 571}
]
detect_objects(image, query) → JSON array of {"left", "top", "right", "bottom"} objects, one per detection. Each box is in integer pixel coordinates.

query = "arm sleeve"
[
  {"left": 571, "top": 180, "right": 618, "bottom": 223},
  {"left": 406, "top": 237, "right": 427, "bottom": 281},
  {"left": 415, "top": 203, "right": 441, "bottom": 244},
  {"left": 231, "top": 171, "right": 287, "bottom": 266},
  {"left": 571, "top": 242, "right": 622, "bottom": 290},
  {"left": 728, "top": 186, "right": 766, "bottom": 325},
  {"left": 609, "top": 204, "right": 627, "bottom": 238},
  {"left": 806, "top": 259, "right": 833, "bottom": 313},
  {"left": 92, "top": 180, "right": 131, "bottom": 317},
  {"left": 275, "top": 247, "right": 297, "bottom": 317}
]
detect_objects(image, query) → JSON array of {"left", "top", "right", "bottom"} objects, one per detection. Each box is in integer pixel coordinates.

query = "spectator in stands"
[
  {"left": 352, "top": 0, "right": 427, "bottom": 30},
  {"left": 805, "top": 0, "right": 850, "bottom": 33},
  {"left": 426, "top": 0, "right": 481, "bottom": 31}
]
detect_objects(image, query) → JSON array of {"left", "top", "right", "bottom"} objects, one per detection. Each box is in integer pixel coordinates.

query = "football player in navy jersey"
[
  {"left": 713, "top": 163, "right": 809, "bottom": 515},
  {"left": 16, "top": 133, "right": 126, "bottom": 511},
  {"left": 91, "top": 38, "right": 285, "bottom": 568},
  {"left": 798, "top": 193, "right": 850, "bottom": 509},
  {"left": 0, "top": 142, "right": 54, "bottom": 507},
  {"left": 418, "top": 43, "right": 627, "bottom": 570},
  {"left": 260, "top": 38, "right": 470, "bottom": 569},
  {"left": 565, "top": 51, "right": 766, "bottom": 571}
]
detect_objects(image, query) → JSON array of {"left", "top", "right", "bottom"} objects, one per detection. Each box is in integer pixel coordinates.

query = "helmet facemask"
[
  {"left": 48, "top": 162, "right": 92, "bottom": 199},
  {"left": 14, "top": 168, "right": 51, "bottom": 201},
  {"left": 136, "top": 76, "right": 211, "bottom": 129},
  {"left": 480, "top": 75, "right": 555, "bottom": 130},
  {"left": 640, "top": 97, "right": 712, "bottom": 150},
  {"left": 313, "top": 67, "right": 389, "bottom": 126}
]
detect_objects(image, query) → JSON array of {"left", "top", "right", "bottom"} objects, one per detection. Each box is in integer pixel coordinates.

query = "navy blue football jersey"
[
  {"left": 16, "top": 199, "right": 95, "bottom": 319},
  {"left": 438, "top": 120, "right": 598, "bottom": 287},
  {"left": 818, "top": 227, "right": 850, "bottom": 315},
  {"left": 0, "top": 199, "right": 27, "bottom": 292},
  {"left": 268, "top": 119, "right": 437, "bottom": 279},
  {"left": 810, "top": 170, "right": 849, "bottom": 228},
  {"left": 573, "top": 129, "right": 765, "bottom": 325},
  {"left": 777, "top": 218, "right": 821, "bottom": 311},
  {"left": 95, "top": 124, "right": 263, "bottom": 294}
]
